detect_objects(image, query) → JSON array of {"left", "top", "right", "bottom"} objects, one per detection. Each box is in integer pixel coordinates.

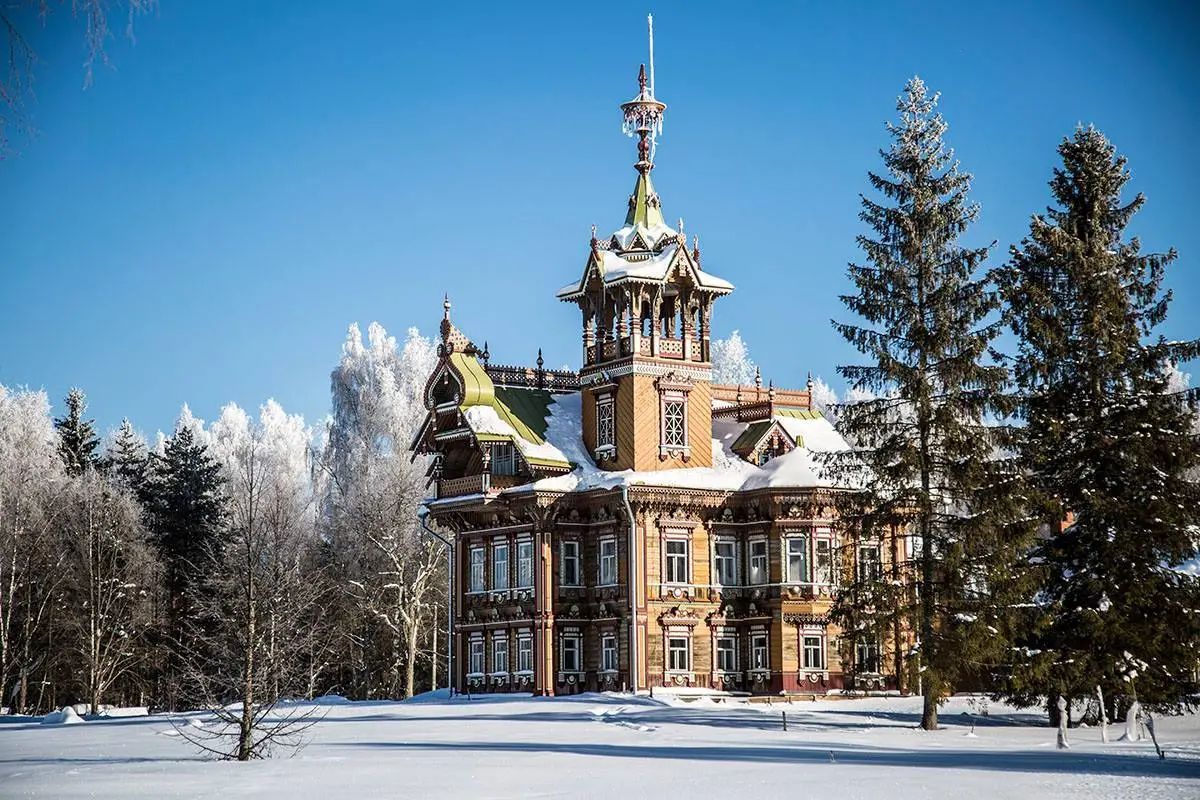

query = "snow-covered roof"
[
  {"left": 502, "top": 393, "right": 850, "bottom": 496},
  {"left": 557, "top": 243, "right": 734, "bottom": 299}
]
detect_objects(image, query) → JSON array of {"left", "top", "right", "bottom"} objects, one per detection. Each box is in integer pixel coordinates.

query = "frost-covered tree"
[
  {"left": 0, "top": 386, "right": 68, "bottom": 713},
  {"left": 318, "top": 323, "right": 443, "bottom": 699},
  {"left": 59, "top": 470, "right": 157, "bottom": 715},
  {"left": 710, "top": 330, "right": 757, "bottom": 386},
  {"left": 187, "top": 400, "right": 327, "bottom": 759},
  {"left": 141, "top": 410, "right": 226, "bottom": 709},
  {"left": 809, "top": 375, "right": 839, "bottom": 417},
  {"left": 54, "top": 388, "right": 101, "bottom": 476},
  {"left": 995, "top": 127, "right": 1200, "bottom": 715},
  {"left": 829, "top": 78, "right": 1033, "bottom": 729}
]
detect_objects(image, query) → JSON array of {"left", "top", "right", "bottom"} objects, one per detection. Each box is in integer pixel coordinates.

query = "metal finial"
[{"left": 754, "top": 366, "right": 762, "bottom": 390}]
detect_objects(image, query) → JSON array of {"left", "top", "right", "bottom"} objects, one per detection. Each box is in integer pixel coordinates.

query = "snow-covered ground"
[{"left": 3, "top": 692, "right": 1198, "bottom": 799}]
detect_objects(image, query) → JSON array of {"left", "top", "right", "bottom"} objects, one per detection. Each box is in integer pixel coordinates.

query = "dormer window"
[{"left": 491, "top": 443, "right": 517, "bottom": 476}]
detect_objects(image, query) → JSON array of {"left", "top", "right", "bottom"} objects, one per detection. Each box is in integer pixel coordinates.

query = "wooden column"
[{"left": 534, "top": 527, "right": 556, "bottom": 696}]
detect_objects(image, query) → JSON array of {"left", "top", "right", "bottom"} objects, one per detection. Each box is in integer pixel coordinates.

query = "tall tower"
[{"left": 557, "top": 40, "right": 733, "bottom": 472}]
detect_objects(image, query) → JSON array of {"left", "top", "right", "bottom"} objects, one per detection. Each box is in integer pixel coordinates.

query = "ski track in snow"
[{"left": 2, "top": 693, "right": 1198, "bottom": 799}]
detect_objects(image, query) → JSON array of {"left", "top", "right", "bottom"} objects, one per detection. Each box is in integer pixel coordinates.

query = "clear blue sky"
[{"left": 2, "top": 0, "right": 1197, "bottom": 437}]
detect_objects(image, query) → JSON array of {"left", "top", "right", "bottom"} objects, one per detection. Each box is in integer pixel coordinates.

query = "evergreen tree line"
[
  {"left": 829, "top": 77, "right": 1200, "bottom": 730},
  {"left": 0, "top": 324, "right": 445, "bottom": 716}
]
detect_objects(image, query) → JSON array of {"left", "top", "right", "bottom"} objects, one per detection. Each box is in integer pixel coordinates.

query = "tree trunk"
[{"left": 238, "top": 561, "right": 256, "bottom": 762}]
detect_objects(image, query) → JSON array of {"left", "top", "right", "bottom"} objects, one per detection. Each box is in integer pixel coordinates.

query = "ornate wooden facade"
[{"left": 414, "top": 62, "right": 906, "bottom": 697}]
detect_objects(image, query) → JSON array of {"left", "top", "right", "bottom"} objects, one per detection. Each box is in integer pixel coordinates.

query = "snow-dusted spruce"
[
  {"left": 174, "top": 401, "right": 327, "bottom": 760},
  {"left": 828, "top": 77, "right": 1035, "bottom": 730},
  {"left": 53, "top": 388, "right": 101, "bottom": 477},
  {"left": 317, "top": 323, "right": 444, "bottom": 700},
  {"left": 102, "top": 418, "right": 150, "bottom": 495},
  {"left": 140, "top": 415, "right": 227, "bottom": 711},
  {"left": 0, "top": 387, "right": 69, "bottom": 714},
  {"left": 995, "top": 127, "right": 1200, "bottom": 719}
]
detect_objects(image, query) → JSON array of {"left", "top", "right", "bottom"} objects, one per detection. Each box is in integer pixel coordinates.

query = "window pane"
[
  {"left": 517, "top": 541, "right": 533, "bottom": 588},
  {"left": 668, "top": 636, "right": 690, "bottom": 671},
  {"left": 563, "top": 541, "right": 580, "bottom": 586},
  {"left": 470, "top": 547, "right": 485, "bottom": 592},
  {"left": 597, "top": 400, "right": 615, "bottom": 448},
  {"left": 750, "top": 540, "right": 767, "bottom": 584},
  {"left": 788, "top": 537, "right": 809, "bottom": 583},
  {"left": 493, "top": 544, "right": 509, "bottom": 590},
  {"left": 815, "top": 539, "right": 832, "bottom": 584},
  {"left": 803, "top": 636, "right": 824, "bottom": 669},
  {"left": 518, "top": 636, "right": 533, "bottom": 672},
  {"left": 600, "top": 539, "right": 617, "bottom": 585},
  {"left": 663, "top": 400, "right": 686, "bottom": 447},
  {"left": 493, "top": 637, "right": 508, "bottom": 673},
  {"left": 665, "top": 539, "right": 688, "bottom": 584},
  {"left": 751, "top": 634, "right": 768, "bottom": 669}
]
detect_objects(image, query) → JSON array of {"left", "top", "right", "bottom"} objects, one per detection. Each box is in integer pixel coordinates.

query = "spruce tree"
[
  {"left": 830, "top": 77, "right": 1033, "bottom": 730},
  {"left": 141, "top": 423, "right": 226, "bottom": 708},
  {"left": 104, "top": 418, "right": 149, "bottom": 494},
  {"left": 996, "top": 127, "right": 1200, "bottom": 714},
  {"left": 54, "top": 388, "right": 100, "bottom": 475}
]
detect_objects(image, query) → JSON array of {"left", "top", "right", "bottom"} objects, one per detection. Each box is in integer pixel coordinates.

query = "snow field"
[{"left": 2, "top": 693, "right": 1198, "bottom": 799}]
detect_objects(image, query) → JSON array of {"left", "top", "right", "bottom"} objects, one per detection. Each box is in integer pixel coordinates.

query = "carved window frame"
[
  {"left": 656, "top": 374, "right": 692, "bottom": 459},
  {"left": 594, "top": 384, "right": 617, "bottom": 460}
]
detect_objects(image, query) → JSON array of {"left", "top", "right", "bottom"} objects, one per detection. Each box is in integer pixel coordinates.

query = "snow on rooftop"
[
  {"left": 558, "top": 241, "right": 734, "bottom": 298},
  {"left": 505, "top": 392, "right": 850, "bottom": 496},
  {"left": 461, "top": 405, "right": 570, "bottom": 467}
]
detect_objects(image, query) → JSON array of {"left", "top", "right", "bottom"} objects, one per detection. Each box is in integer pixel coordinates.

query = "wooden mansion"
[{"left": 414, "top": 59, "right": 904, "bottom": 697}]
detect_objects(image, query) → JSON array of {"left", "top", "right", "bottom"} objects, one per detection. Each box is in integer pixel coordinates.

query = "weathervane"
[{"left": 620, "top": 14, "right": 666, "bottom": 174}]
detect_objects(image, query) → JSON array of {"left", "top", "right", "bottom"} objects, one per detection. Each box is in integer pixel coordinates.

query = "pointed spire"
[
  {"left": 440, "top": 293, "right": 453, "bottom": 347},
  {"left": 482, "top": 340, "right": 490, "bottom": 366},
  {"left": 754, "top": 366, "right": 763, "bottom": 391},
  {"left": 692, "top": 235, "right": 701, "bottom": 263}
]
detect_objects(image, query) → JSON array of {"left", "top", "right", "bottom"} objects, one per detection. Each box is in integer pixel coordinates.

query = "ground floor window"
[
  {"left": 667, "top": 634, "right": 691, "bottom": 672},
  {"left": 517, "top": 632, "right": 533, "bottom": 673},
  {"left": 561, "top": 633, "right": 582, "bottom": 672},
  {"left": 468, "top": 636, "right": 485, "bottom": 675},
  {"left": 601, "top": 634, "right": 618, "bottom": 672},
  {"left": 856, "top": 636, "right": 881, "bottom": 673},
  {"left": 492, "top": 634, "right": 509, "bottom": 674},
  {"left": 802, "top": 635, "right": 825, "bottom": 670},
  {"left": 751, "top": 633, "right": 769, "bottom": 670},
  {"left": 715, "top": 635, "right": 737, "bottom": 672}
]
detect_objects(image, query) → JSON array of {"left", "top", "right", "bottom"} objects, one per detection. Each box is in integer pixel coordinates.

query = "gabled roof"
[{"left": 557, "top": 242, "right": 734, "bottom": 300}]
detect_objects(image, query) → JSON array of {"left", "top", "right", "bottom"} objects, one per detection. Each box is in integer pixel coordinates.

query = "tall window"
[
  {"left": 814, "top": 539, "right": 833, "bottom": 585},
  {"left": 517, "top": 539, "right": 533, "bottom": 588},
  {"left": 662, "top": 399, "right": 686, "bottom": 448},
  {"left": 517, "top": 633, "right": 533, "bottom": 673},
  {"left": 803, "top": 635, "right": 825, "bottom": 670},
  {"left": 492, "top": 542, "right": 509, "bottom": 591},
  {"left": 561, "top": 541, "right": 581, "bottom": 586},
  {"left": 601, "top": 634, "right": 618, "bottom": 672},
  {"left": 749, "top": 539, "right": 768, "bottom": 585},
  {"left": 599, "top": 538, "right": 617, "bottom": 586},
  {"left": 665, "top": 539, "right": 689, "bottom": 584},
  {"left": 787, "top": 537, "right": 810, "bottom": 583},
  {"left": 715, "top": 635, "right": 737, "bottom": 672},
  {"left": 469, "top": 637, "right": 485, "bottom": 675},
  {"left": 491, "top": 443, "right": 517, "bottom": 476},
  {"left": 469, "top": 546, "right": 485, "bottom": 593},
  {"left": 667, "top": 634, "right": 691, "bottom": 672},
  {"left": 596, "top": 396, "right": 615, "bottom": 452},
  {"left": 714, "top": 540, "right": 738, "bottom": 587},
  {"left": 492, "top": 635, "right": 509, "bottom": 674},
  {"left": 751, "top": 633, "right": 769, "bottom": 670},
  {"left": 856, "top": 637, "right": 881, "bottom": 673},
  {"left": 858, "top": 545, "right": 882, "bottom": 583},
  {"left": 561, "top": 634, "right": 582, "bottom": 672}
]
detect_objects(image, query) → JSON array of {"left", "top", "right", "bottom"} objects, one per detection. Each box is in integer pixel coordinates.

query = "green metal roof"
[
  {"left": 449, "top": 351, "right": 495, "bottom": 408},
  {"left": 624, "top": 170, "right": 666, "bottom": 229},
  {"left": 493, "top": 387, "right": 553, "bottom": 446},
  {"left": 776, "top": 407, "right": 823, "bottom": 420},
  {"left": 731, "top": 421, "right": 773, "bottom": 454}
]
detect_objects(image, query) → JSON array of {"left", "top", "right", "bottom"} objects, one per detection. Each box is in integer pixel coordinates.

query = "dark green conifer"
[
  {"left": 54, "top": 387, "right": 100, "bottom": 475},
  {"left": 996, "top": 127, "right": 1200, "bottom": 714},
  {"left": 830, "top": 78, "right": 1034, "bottom": 730}
]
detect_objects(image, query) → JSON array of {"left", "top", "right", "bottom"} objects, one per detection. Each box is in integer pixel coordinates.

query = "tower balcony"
[{"left": 585, "top": 335, "right": 705, "bottom": 365}]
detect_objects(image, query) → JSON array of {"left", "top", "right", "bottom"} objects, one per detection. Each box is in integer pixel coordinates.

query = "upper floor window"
[
  {"left": 517, "top": 539, "right": 534, "bottom": 588},
  {"left": 664, "top": 539, "right": 689, "bottom": 584},
  {"left": 492, "top": 542, "right": 509, "bottom": 591},
  {"left": 596, "top": 395, "right": 615, "bottom": 453},
  {"left": 561, "top": 540, "right": 582, "bottom": 587},
  {"left": 491, "top": 443, "right": 517, "bottom": 476},
  {"left": 601, "top": 634, "right": 618, "bottom": 672},
  {"left": 662, "top": 398, "right": 686, "bottom": 448},
  {"left": 858, "top": 544, "right": 882, "bottom": 583},
  {"left": 814, "top": 539, "right": 833, "bottom": 585},
  {"left": 748, "top": 539, "right": 768, "bottom": 585},
  {"left": 787, "top": 536, "right": 810, "bottom": 583},
  {"left": 599, "top": 538, "right": 618, "bottom": 586},
  {"left": 714, "top": 540, "right": 738, "bottom": 587},
  {"left": 469, "top": 546, "right": 486, "bottom": 593}
]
